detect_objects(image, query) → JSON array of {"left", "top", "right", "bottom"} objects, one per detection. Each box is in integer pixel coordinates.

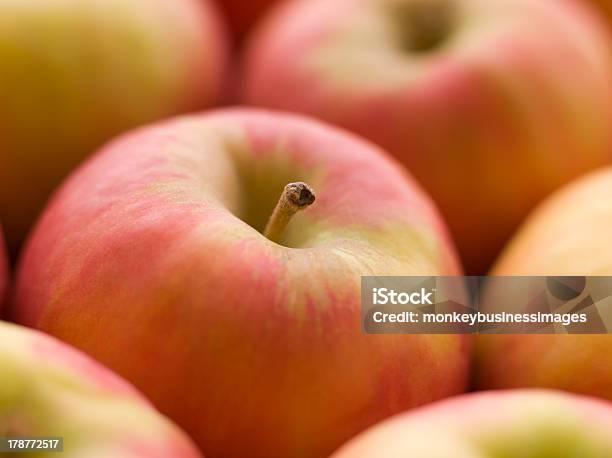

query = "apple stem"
[
  {"left": 263, "top": 182, "right": 316, "bottom": 244},
  {"left": 393, "top": 0, "right": 457, "bottom": 53}
]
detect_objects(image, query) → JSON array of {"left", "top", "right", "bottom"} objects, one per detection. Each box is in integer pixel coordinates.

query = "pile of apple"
[{"left": 1, "top": 0, "right": 612, "bottom": 457}]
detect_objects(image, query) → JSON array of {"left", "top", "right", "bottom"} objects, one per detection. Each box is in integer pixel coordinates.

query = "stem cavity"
[{"left": 392, "top": 0, "right": 457, "bottom": 53}]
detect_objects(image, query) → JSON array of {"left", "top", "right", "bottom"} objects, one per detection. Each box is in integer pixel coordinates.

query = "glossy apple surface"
[
  {"left": 0, "top": 0, "right": 228, "bottom": 255},
  {"left": 331, "top": 390, "right": 612, "bottom": 457},
  {"left": 12, "top": 108, "right": 470, "bottom": 458},
  {"left": 242, "top": 0, "right": 612, "bottom": 273},
  {"left": 0, "top": 321, "right": 201, "bottom": 458},
  {"left": 476, "top": 167, "right": 612, "bottom": 399}
]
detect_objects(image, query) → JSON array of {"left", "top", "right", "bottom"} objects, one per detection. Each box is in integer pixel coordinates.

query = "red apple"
[
  {"left": 331, "top": 390, "right": 612, "bottom": 457},
  {"left": 214, "top": 0, "right": 280, "bottom": 42},
  {"left": 11, "top": 109, "right": 470, "bottom": 458},
  {"left": 0, "top": 0, "right": 229, "bottom": 255},
  {"left": 0, "top": 321, "right": 202, "bottom": 457},
  {"left": 241, "top": 0, "right": 612, "bottom": 273},
  {"left": 476, "top": 167, "right": 612, "bottom": 400}
]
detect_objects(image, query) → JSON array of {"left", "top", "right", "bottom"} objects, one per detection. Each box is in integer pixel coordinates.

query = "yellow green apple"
[
  {"left": 477, "top": 167, "right": 612, "bottom": 400},
  {"left": 0, "top": 321, "right": 201, "bottom": 457},
  {"left": 0, "top": 0, "right": 229, "bottom": 254},
  {"left": 331, "top": 390, "right": 612, "bottom": 458}
]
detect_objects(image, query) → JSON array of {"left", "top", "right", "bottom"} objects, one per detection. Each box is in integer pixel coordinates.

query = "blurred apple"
[
  {"left": 476, "top": 167, "right": 612, "bottom": 400},
  {"left": 0, "top": 0, "right": 228, "bottom": 256},
  {"left": 242, "top": 0, "right": 612, "bottom": 273},
  {"left": 11, "top": 109, "right": 470, "bottom": 458},
  {"left": 0, "top": 321, "right": 201, "bottom": 458},
  {"left": 214, "top": 0, "right": 280, "bottom": 42},
  {"left": 331, "top": 390, "right": 612, "bottom": 458}
]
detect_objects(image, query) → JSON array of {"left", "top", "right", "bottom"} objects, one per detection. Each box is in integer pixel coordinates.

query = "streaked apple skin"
[
  {"left": 242, "top": 0, "right": 612, "bottom": 273},
  {"left": 0, "top": 321, "right": 201, "bottom": 458},
  {"left": 331, "top": 390, "right": 612, "bottom": 458},
  {"left": 11, "top": 109, "right": 470, "bottom": 458},
  {"left": 476, "top": 167, "right": 612, "bottom": 400},
  {"left": 0, "top": 0, "right": 228, "bottom": 255}
]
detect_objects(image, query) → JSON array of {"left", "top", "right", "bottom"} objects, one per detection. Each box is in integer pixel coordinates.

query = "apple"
[
  {"left": 0, "top": 321, "right": 202, "bottom": 457},
  {"left": 476, "top": 166, "right": 612, "bottom": 400},
  {"left": 0, "top": 0, "right": 229, "bottom": 256},
  {"left": 10, "top": 108, "right": 470, "bottom": 458},
  {"left": 241, "top": 0, "right": 612, "bottom": 273},
  {"left": 214, "top": 0, "right": 280, "bottom": 42},
  {"left": 331, "top": 389, "right": 612, "bottom": 457}
]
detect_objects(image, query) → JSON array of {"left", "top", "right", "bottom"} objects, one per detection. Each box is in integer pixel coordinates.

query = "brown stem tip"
[{"left": 263, "top": 182, "right": 316, "bottom": 243}]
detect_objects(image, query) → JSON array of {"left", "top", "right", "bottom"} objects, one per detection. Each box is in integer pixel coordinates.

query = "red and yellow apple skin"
[
  {"left": 331, "top": 390, "right": 612, "bottom": 458},
  {"left": 0, "top": 321, "right": 202, "bottom": 458},
  {"left": 476, "top": 167, "right": 612, "bottom": 400},
  {"left": 0, "top": 0, "right": 228, "bottom": 255},
  {"left": 11, "top": 109, "right": 469, "bottom": 458},
  {"left": 241, "top": 0, "right": 612, "bottom": 273}
]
